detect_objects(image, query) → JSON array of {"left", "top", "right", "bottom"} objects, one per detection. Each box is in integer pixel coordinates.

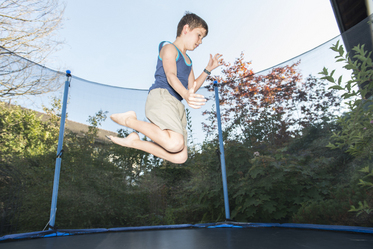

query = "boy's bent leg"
[
  {"left": 111, "top": 111, "right": 185, "bottom": 153},
  {"left": 109, "top": 132, "right": 188, "bottom": 164}
]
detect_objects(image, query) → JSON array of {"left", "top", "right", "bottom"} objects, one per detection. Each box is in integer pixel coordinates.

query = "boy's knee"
[
  {"left": 165, "top": 137, "right": 185, "bottom": 153},
  {"left": 171, "top": 151, "right": 188, "bottom": 164}
]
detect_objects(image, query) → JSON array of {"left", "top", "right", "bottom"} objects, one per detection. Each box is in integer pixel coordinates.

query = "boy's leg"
[
  {"left": 109, "top": 132, "right": 188, "bottom": 164},
  {"left": 110, "top": 111, "right": 185, "bottom": 153}
]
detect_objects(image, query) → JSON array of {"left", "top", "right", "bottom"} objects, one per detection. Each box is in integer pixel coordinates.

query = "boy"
[{"left": 108, "top": 12, "right": 222, "bottom": 164}]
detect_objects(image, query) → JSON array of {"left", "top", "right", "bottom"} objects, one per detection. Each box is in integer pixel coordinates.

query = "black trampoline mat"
[{"left": 1, "top": 227, "right": 373, "bottom": 249}]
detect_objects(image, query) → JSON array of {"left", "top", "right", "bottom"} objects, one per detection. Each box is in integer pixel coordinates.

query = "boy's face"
[{"left": 184, "top": 25, "right": 207, "bottom": 51}]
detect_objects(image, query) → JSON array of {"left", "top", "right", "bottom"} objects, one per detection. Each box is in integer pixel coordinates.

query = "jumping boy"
[{"left": 108, "top": 12, "right": 222, "bottom": 164}]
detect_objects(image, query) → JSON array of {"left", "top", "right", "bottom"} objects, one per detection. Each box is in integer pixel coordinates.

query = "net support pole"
[
  {"left": 49, "top": 70, "right": 72, "bottom": 230},
  {"left": 214, "top": 80, "right": 231, "bottom": 220}
]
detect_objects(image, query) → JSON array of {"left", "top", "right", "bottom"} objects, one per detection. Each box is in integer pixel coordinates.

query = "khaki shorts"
[{"left": 145, "top": 88, "right": 187, "bottom": 146}]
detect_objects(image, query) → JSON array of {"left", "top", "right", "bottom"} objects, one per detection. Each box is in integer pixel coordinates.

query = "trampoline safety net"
[{"left": 1, "top": 13, "right": 373, "bottom": 239}]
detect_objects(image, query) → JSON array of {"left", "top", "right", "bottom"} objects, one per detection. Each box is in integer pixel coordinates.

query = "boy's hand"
[
  {"left": 206, "top": 53, "right": 223, "bottom": 72},
  {"left": 186, "top": 81, "right": 206, "bottom": 109}
]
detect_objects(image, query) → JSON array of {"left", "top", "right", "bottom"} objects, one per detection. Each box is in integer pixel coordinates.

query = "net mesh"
[{"left": 1, "top": 15, "right": 373, "bottom": 235}]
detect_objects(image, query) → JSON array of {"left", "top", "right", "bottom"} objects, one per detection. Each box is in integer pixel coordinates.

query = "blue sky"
[{"left": 48, "top": 0, "right": 340, "bottom": 90}]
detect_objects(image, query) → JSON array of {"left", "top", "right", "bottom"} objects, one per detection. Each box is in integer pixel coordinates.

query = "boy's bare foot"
[
  {"left": 107, "top": 132, "right": 140, "bottom": 148},
  {"left": 110, "top": 111, "right": 137, "bottom": 127}
]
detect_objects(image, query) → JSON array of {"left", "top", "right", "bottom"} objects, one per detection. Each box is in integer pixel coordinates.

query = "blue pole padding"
[
  {"left": 214, "top": 80, "right": 231, "bottom": 220},
  {"left": 49, "top": 70, "right": 72, "bottom": 230}
]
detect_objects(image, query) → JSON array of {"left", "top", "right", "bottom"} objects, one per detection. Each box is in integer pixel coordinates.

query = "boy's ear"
[{"left": 182, "top": 24, "right": 190, "bottom": 35}]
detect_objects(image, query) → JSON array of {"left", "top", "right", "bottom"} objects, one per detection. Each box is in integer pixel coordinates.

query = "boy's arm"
[
  {"left": 188, "top": 53, "right": 223, "bottom": 92},
  {"left": 161, "top": 44, "right": 206, "bottom": 109}
]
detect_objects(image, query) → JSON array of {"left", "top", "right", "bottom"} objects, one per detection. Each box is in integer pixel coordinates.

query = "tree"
[
  {"left": 0, "top": 0, "right": 65, "bottom": 60},
  {"left": 0, "top": 101, "right": 59, "bottom": 161},
  {"left": 321, "top": 41, "right": 373, "bottom": 159},
  {"left": 203, "top": 52, "right": 340, "bottom": 146},
  {"left": 321, "top": 41, "right": 373, "bottom": 218},
  {"left": 0, "top": 0, "right": 65, "bottom": 99}
]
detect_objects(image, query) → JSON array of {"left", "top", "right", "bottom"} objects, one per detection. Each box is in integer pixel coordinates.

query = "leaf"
[
  {"left": 337, "top": 76, "right": 343, "bottom": 85},
  {"left": 243, "top": 198, "right": 262, "bottom": 208},
  {"left": 326, "top": 142, "right": 337, "bottom": 149},
  {"left": 319, "top": 67, "right": 328, "bottom": 76},
  {"left": 331, "top": 41, "right": 340, "bottom": 52},
  {"left": 359, "top": 166, "right": 370, "bottom": 174},
  {"left": 330, "top": 69, "right": 335, "bottom": 77},
  {"left": 328, "top": 85, "right": 344, "bottom": 90},
  {"left": 358, "top": 179, "right": 373, "bottom": 187},
  {"left": 324, "top": 76, "right": 335, "bottom": 83},
  {"left": 262, "top": 201, "right": 277, "bottom": 213},
  {"left": 338, "top": 45, "right": 345, "bottom": 56}
]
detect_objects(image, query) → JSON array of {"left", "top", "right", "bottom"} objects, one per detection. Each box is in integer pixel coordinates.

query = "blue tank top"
[{"left": 149, "top": 41, "right": 192, "bottom": 101}]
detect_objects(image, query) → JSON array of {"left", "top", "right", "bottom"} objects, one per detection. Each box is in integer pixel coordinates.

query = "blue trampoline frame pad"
[{"left": 1, "top": 222, "right": 373, "bottom": 242}]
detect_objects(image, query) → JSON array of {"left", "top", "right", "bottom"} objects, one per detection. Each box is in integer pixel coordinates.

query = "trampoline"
[
  {"left": 1, "top": 223, "right": 373, "bottom": 248},
  {"left": 2, "top": 8, "right": 373, "bottom": 249}
]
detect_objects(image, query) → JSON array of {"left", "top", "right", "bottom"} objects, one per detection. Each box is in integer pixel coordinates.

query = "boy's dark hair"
[{"left": 177, "top": 12, "right": 208, "bottom": 37}]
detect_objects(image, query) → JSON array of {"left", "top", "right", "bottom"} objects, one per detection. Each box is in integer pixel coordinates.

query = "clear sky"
[{"left": 47, "top": 0, "right": 340, "bottom": 90}]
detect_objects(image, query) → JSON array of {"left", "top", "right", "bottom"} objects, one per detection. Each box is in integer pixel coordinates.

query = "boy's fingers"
[
  {"left": 189, "top": 97, "right": 206, "bottom": 102},
  {"left": 189, "top": 100, "right": 205, "bottom": 106},
  {"left": 189, "top": 104, "right": 202, "bottom": 109},
  {"left": 190, "top": 101, "right": 206, "bottom": 106},
  {"left": 188, "top": 99, "right": 206, "bottom": 107},
  {"left": 189, "top": 100, "right": 205, "bottom": 105},
  {"left": 190, "top": 93, "right": 206, "bottom": 99}
]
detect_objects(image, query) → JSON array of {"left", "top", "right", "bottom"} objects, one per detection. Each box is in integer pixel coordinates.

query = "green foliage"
[
  {"left": 165, "top": 122, "right": 362, "bottom": 225},
  {"left": 225, "top": 123, "right": 345, "bottom": 223},
  {"left": 349, "top": 166, "right": 373, "bottom": 217},
  {"left": 320, "top": 41, "right": 373, "bottom": 159},
  {"left": 350, "top": 201, "right": 372, "bottom": 216},
  {"left": 293, "top": 188, "right": 356, "bottom": 225},
  {"left": 0, "top": 105, "right": 162, "bottom": 234},
  {"left": 0, "top": 101, "right": 62, "bottom": 233},
  {"left": 148, "top": 140, "right": 230, "bottom": 224},
  {"left": 57, "top": 111, "right": 161, "bottom": 229},
  {"left": 292, "top": 159, "right": 371, "bottom": 226},
  {"left": 320, "top": 41, "right": 373, "bottom": 218},
  {"left": 231, "top": 154, "right": 322, "bottom": 222},
  {"left": 0, "top": 102, "right": 59, "bottom": 160},
  {"left": 0, "top": 102, "right": 60, "bottom": 232}
]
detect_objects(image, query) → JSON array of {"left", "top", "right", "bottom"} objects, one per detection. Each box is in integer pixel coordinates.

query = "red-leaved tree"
[{"left": 203, "top": 52, "right": 341, "bottom": 147}]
